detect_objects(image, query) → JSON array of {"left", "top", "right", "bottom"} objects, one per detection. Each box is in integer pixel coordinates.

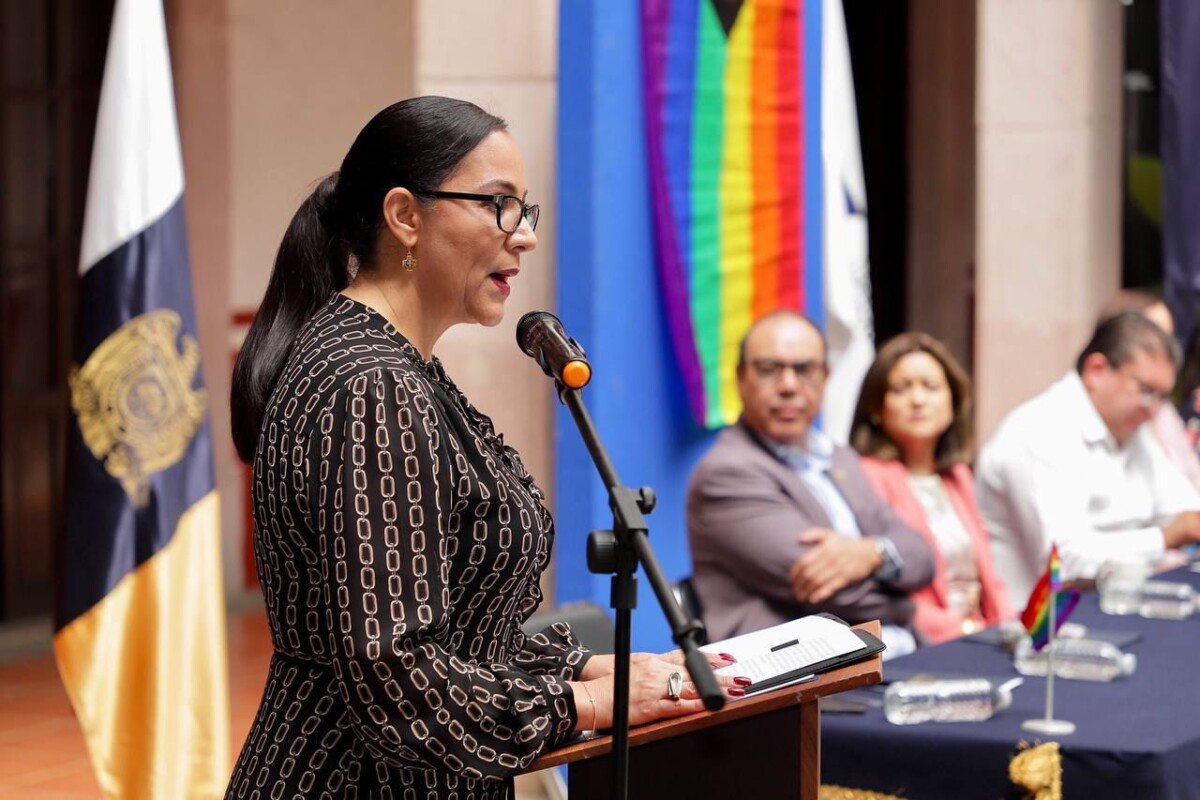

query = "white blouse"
[{"left": 907, "top": 473, "right": 982, "bottom": 619}]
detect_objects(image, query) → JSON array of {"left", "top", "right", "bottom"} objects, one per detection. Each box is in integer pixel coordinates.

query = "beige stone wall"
[
  {"left": 228, "top": 0, "right": 417, "bottom": 309},
  {"left": 974, "top": 0, "right": 1124, "bottom": 440},
  {"left": 169, "top": 0, "right": 238, "bottom": 593}
]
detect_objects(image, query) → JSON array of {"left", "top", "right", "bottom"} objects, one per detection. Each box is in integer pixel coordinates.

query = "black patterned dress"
[{"left": 227, "top": 296, "right": 588, "bottom": 799}]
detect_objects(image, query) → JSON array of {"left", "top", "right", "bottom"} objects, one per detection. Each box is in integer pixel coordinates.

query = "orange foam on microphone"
[{"left": 562, "top": 360, "right": 592, "bottom": 389}]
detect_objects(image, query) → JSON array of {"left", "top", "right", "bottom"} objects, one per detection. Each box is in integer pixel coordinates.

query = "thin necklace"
[
  {"left": 371, "top": 280, "right": 403, "bottom": 330},
  {"left": 369, "top": 280, "right": 431, "bottom": 361}
]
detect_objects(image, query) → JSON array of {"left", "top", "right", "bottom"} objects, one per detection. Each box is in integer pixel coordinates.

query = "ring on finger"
[{"left": 667, "top": 671, "right": 683, "bottom": 701}]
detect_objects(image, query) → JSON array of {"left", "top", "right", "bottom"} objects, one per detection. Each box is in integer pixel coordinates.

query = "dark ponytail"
[
  {"left": 230, "top": 175, "right": 346, "bottom": 463},
  {"left": 230, "top": 96, "right": 506, "bottom": 463}
]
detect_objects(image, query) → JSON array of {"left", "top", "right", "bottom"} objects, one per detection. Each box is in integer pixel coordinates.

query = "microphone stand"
[{"left": 559, "top": 384, "right": 725, "bottom": 800}]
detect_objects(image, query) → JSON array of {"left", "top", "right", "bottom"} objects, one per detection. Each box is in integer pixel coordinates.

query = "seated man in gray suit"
[{"left": 687, "top": 311, "right": 935, "bottom": 656}]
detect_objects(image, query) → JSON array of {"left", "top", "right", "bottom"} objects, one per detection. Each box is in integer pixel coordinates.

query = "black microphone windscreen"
[{"left": 516, "top": 310, "right": 561, "bottom": 357}]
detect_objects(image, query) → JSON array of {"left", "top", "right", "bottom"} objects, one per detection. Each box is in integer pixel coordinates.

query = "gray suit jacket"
[{"left": 686, "top": 421, "right": 935, "bottom": 642}]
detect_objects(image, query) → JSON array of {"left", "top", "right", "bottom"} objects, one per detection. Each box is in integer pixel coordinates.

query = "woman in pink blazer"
[{"left": 850, "top": 333, "right": 1014, "bottom": 644}]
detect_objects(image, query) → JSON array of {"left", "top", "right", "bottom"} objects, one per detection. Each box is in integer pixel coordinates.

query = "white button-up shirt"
[
  {"left": 773, "top": 429, "right": 864, "bottom": 540},
  {"left": 976, "top": 370, "right": 1200, "bottom": 602}
]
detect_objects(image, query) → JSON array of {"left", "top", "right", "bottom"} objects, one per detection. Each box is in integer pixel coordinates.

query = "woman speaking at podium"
[{"left": 227, "top": 96, "right": 739, "bottom": 799}]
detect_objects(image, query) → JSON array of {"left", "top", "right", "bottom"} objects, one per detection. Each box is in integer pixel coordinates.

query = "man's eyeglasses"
[
  {"left": 1134, "top": 379, "right": 1170, "bottom": 409},
  {"left": 423, "top": 190, "right": 540, "bottom": 234},
  {"left": 1112, "top": 360, "right": 1171, "bottom": 409},
  {"left": 746, "top": 358, "right": 827, "bottom": 385}
]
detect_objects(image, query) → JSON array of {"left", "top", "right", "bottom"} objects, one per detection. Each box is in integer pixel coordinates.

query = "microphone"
[{"left": 516, "top": 311, "right": 592, "bottom": 389}]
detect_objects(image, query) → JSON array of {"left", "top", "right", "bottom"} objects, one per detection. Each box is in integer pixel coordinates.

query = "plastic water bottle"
[
  {"left": 1138, "top": 580, "right": 1196, "bottom": 620},
  {"left": 883, "top": 678, "right": 1013, "bottom": 725},
  {"left": 1013, "top": 637, "right": 1136, "bottom": 682}
]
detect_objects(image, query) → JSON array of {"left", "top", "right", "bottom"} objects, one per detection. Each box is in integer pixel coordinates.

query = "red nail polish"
[
  {"left": 727, "top": 688, "right": 746, "bottom": 697},
  {"left": 720, "top": 653, "right": 737, "bottom": 661},
  {"left": 733, "top": 676, "right": 752, "bottom": 687}
]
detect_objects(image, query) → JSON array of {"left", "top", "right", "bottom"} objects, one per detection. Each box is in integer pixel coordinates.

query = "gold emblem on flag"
[{"left": 68, "top": 310, "right": 206, "bottom": 507}]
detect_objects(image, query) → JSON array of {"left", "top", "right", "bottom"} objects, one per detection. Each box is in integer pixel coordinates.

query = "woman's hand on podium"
[
  {"left": 661, "top": 648, "right": 738, "bottom": 669},
  {"left": 579, "top": 649, "right": 735, "bottom": 682},
  {"left": 571, "top": 653, "right": 749, "bottom": 732}
]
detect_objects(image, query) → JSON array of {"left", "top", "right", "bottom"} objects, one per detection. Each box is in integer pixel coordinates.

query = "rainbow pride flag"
[
  {"left": 641, "top": 0, "right": 810, "bottom": 429},
  {"left": 1021, "top": 545, "right": 1081, "bottom": 651},
  {"left": 641, "top": 0, "right": 872, "bottom": 431}
]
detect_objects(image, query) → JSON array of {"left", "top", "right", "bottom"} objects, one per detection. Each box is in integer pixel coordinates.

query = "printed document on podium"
[{"left": 702, "top": 615, "right": 875, "bottom": 694}]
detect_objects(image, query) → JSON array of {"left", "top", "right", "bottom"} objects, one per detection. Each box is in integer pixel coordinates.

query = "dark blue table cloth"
[{"left": 821, "top": 567, "right": 1200, "bottom": 799}]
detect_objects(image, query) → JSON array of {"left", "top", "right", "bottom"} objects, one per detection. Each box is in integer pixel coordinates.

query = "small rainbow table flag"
[{"left": 1021, "top": 545, "right": 1081, "bottom": 651}]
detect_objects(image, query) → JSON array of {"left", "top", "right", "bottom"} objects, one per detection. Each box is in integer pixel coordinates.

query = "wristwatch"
[
  {"left": 869, "top": 536, "right": 889, "bottom": 565},
  {"left": 869, "top": 536, "right": 901, "bottom": 583}
]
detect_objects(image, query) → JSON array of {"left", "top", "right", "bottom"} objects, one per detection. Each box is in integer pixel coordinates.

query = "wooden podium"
[{"left": 528, "top": 621, "right": 883, "bottom": 800}]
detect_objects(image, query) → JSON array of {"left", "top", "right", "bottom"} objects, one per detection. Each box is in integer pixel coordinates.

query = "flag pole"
[
  {"left": 1022, "top": 550, "right": 1075, "bottom": 736},
  {"left": 1044, "top": 583, "right": 1057, "bottom": 722}
]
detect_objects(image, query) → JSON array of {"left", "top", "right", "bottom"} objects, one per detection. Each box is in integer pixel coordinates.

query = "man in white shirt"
[{"left": 976, "top": 311, "right": 1200, "bottom": 602}]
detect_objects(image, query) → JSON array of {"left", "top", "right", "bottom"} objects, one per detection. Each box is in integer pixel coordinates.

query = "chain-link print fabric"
[{"left": 227, "top": 296, "right": 590, "bottom": 799}]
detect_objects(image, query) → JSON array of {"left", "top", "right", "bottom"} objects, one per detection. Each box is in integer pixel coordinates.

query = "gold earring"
[{"left": 402, "top": 249, "right": 416, "bottom": 271}]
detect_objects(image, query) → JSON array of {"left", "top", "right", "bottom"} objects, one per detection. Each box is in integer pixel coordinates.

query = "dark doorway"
[
  {"left": 843, "top": 0, "right": 910, "bottom": 347},
  {"left": 1, "top": 0, "right": 115, "bottom": 621},
  {"left": 1122, "top": 0, "right": 1162, "bottom": 292}
]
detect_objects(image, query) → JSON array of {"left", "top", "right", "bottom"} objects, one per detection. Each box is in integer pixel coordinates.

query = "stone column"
[{"left": 975, "top": 0, "right": 1123, "bottom": 439}]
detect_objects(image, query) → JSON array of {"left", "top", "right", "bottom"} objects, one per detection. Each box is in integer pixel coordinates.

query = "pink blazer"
[{"left": 859, "top": 457, "right": 1015, "bottom": 644}]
